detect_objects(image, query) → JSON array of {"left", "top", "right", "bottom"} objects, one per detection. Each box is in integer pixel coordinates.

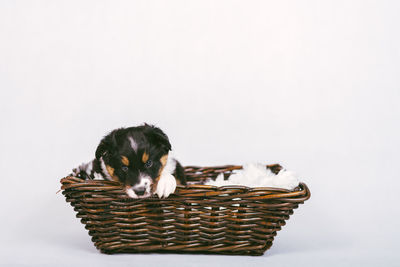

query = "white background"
[{"left": 1, "top": 1, "right": 399, "bottom": 266}]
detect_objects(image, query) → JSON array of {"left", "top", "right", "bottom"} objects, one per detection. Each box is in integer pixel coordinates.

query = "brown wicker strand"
[{"left": 60, "top": 164, "right": 310, "bottom": 255}]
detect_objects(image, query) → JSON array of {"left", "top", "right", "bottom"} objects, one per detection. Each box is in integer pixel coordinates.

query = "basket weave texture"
[{"left": 60, "top": 164, "right": 310, "bottom": 255}]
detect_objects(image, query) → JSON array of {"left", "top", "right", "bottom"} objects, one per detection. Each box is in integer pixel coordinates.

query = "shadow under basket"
[{"left": 60, "top": 164, "right": 310, "bottom": 256}]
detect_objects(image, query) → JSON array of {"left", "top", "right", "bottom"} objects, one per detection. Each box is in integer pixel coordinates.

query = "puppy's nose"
[{"left": 134, "top": 187, "right": 146, "bottom": 196}]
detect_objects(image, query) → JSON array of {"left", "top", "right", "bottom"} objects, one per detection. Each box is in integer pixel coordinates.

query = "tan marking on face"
[
  {"left": 106, "top": 165, "right": 119, "bottom": 182},
  {"left": 151, "top": 176, "right": 159, "bottom": 193},
  {"left": 160, "top": 154, "right": 168, "bottom": 167},
  {"left": 106, "top": 165, "right": 114, "bottom": 176},
  {"left": 142, "top": 152, "right": 149, "bottom": 163},
  {"left": 121, "top": 156, "right": 129, "bottom": 166}
]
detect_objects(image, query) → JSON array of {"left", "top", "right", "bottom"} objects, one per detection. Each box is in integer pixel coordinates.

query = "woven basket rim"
[
  {"left": 60, "top": 163, "right": 310, "bottom": 202},
  {"left": 60, "top": 163, "right": 311, "bottom": 255},
  {"left": 61, "top": 176, "right": 308, "bottom": 191}
]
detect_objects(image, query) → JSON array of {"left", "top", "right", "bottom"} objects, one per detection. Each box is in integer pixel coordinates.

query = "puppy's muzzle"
[{"left": 125, "top": 173, "right": 153, "bottom": 198}]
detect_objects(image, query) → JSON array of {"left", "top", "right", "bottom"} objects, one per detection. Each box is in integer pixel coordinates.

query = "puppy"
[{"left": 72, "top": 124, "right": 186, "bottom": 199}]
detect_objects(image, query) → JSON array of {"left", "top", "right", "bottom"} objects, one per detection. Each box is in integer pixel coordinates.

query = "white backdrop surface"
[{"left": 0, "top": 1, "right": 399, "bottom": 266}]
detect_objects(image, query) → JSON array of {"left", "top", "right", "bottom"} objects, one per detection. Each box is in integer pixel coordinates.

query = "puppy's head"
[{"left": 95, "top": 124, "right": 171, "bottom": 198}]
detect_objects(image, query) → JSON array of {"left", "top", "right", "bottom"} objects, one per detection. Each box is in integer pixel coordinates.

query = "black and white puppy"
[{"left": 72, "top": 124, "right": 186, "bottom": 199}]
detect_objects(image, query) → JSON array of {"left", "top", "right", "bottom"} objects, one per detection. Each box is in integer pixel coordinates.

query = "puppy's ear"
[
  {"left": 143, "top": 124, "right": 172, "bottom": 152},
  {"left": 95, "top": 129, "right": 122, "bottom": 159}
]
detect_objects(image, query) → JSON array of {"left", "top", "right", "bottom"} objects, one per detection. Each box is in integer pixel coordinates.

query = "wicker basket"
[{"left": 60, "top": 164, "right": 310, "bottom": 256}]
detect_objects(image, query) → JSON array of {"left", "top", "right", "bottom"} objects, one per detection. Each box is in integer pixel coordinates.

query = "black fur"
[
  {"left": 173, "top": 161, "right": 186, "bottom": 185},
  {"left": 74, "top": 124, "right": 186, "bottom": 192}
]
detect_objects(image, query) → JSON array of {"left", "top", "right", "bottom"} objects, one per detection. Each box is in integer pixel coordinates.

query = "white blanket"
[{"left": 205, "top": 163, "right": 300, "bottom": 190}]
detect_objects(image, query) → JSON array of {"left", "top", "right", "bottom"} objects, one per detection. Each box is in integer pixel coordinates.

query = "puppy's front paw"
[
  {"left": 156, "top": 173, "right": 177, "bottom": 198},
  {"left": 126, "top": 187, "right": 138, "bottom": 199}
]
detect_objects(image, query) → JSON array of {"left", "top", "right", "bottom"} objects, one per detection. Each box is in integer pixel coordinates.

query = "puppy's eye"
[
  {"left": 144, "top": 160, "right": 153, "bottom": 168},
  {"left": 122, "top": 166, "right": 129, "bottom": 172}
]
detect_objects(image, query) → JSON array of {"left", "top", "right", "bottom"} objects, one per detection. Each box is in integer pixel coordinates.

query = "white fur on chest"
[{"left": 155, "top": 155, "right": 177, "bottom": 198}]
